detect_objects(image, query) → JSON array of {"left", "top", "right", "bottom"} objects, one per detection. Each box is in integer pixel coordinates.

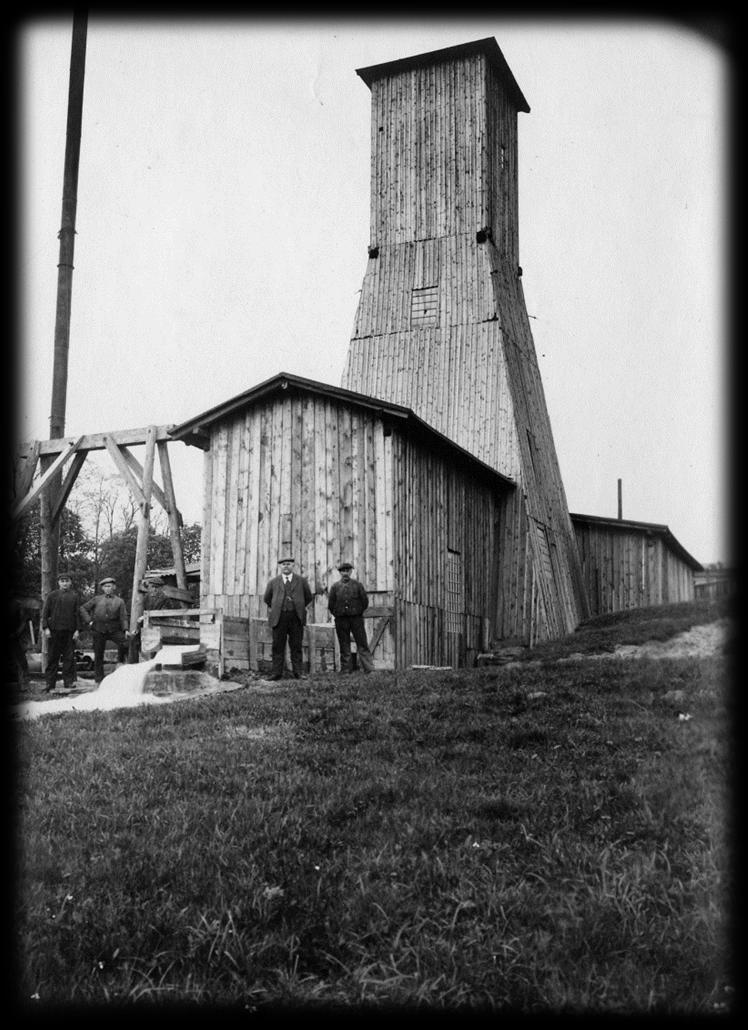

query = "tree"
[
  {"left": 11, "top": 458, "right": 202, "bottom": 603},
  {"left": 181, "top": 523, "right": 202, "bottom": 564},
  {"left": 96, "top": 527, "right": 200, "bottom": 607},
  {"left": 10, "top": 506, "right": 96, "bottom": 599}
]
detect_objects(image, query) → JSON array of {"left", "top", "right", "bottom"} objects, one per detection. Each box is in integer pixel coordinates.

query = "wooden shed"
[
  {"left": 694, "top": 566, "right": 734, "bottom": 601},
  {"left": 341, "top": 38, "right": 589, "bottom": 643},
  {"left": 570, "top": 513, "right": 702, "bottom": 616},
  {"left": 170, "top": 373, "right": 516, "bottom": 670}
]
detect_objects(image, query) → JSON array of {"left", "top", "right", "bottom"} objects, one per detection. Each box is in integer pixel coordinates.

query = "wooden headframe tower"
[{"left": 342, "top": 39, "right": 589, "bottom": 641}]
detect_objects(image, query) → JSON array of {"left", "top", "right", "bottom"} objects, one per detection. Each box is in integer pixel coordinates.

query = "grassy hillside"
[{"left": 13, "top": 598, "right": 734, "bottom": 1013}]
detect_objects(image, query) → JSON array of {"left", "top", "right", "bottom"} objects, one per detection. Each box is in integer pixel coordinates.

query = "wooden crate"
[{"left": 141, "top": 608, "right": 249, "bottom": 677}]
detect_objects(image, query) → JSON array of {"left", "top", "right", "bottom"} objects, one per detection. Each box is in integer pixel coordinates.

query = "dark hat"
[
  {"left": 278, "top": 556, "right": 294, "bottom": 564},
  {"left": 58, "top": 570, "right": 73, "bottom": 580},
  {"left": 99, "top": 577, "right": 116, "bottom": 586},
  {"left": 337, "top": 561, "right": 354, "bottom": 571}
]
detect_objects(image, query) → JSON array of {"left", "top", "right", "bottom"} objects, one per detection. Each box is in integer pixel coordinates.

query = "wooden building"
[
  {"left": 694, "top": 565, "right": 734, "bottom": 601},
  {"left": 571, "top": 513, "right": 702, "bottom": 616},
  {"left": 170, "top": 373, "right": 515, "bottom": 670},
  {"left": 169, "top": 38, "right": 701, "bottom": 671},
  {"left": 341, "top": 38, "right": 589, "bottom": 641}
]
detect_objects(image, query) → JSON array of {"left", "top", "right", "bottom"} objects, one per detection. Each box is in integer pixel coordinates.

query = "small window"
[
  {"left": 411, "top": 286, "right": 439, "bottom": 328},
  {"left": 446, "top": 549, "right": 463, "bottom": 634}
]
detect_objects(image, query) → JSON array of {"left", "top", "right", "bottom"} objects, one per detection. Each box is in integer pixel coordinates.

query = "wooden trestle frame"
[{"left": 13, "top": 425, "right": 189, "bottom": 658}]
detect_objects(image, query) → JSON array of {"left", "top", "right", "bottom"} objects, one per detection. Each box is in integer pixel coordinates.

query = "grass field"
[{"left": 13, "top": 598, "right": 735, "bottom": 1013}]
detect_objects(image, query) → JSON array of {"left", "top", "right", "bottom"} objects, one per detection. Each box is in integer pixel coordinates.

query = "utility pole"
[{"left": 40, "top": 13, "right": 87, "bottom": 667}]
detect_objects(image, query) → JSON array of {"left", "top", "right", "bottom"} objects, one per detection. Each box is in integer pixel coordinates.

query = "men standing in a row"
[
  {"left": 41, "top": 570, "right": 84, "bottom": 693},
  {"left": 328, "top": 561, "right": 374, "bottom": 673},
  {"left": 81, "top": 577, "right": 129, "bottom": 685},
  {"left": 263, "top": 556, "right": 313, "bottom": 680}
]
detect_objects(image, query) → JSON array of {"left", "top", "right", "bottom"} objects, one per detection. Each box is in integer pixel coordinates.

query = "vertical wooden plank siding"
[
  {"left": 200, "top": 446, "right": 213, "bottom": 606},
  {"left": 210, "top": 423, "right": 229, "bottom": 599},
  {"left": 233, "top": 411, "right": 251, "bottom": 601},
  {"left": 199, "top": 388, "right": 511, "bottom": 668},
  {"left": 246, "top": 409, "right": 262, "bottom": 596},
  {"left": 256, "top": 403, "right": 271, "bottom": 595},
  {"left": 289, "top": 396, "right": 304, "bottom": 567},
  {"left": 572, "top": 522, "right": 697, "bottom": 616},
  {"left": 300, "top": 394, "right": 317, "bottom": 599},
  {"left": 391, "top": 431, "right": 504, "bottom": 666},
  {"left": 342, "top": 44, "right": 587, "bottom": 647},
  {"left": 224, "top": 419, "right": 241, "bottom": 599}
]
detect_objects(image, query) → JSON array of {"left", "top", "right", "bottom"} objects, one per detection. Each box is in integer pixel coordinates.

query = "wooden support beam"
[
  {"left": 49, "top": 450, "right": 87, "bottom": 525},
  {"left": 12, "top": 437, "right": 83, "bottom": 520},
  {"left": 129, "top": 426, "right": 157, "bottom": 638},
  {"left": 33, "top": 425, "right": 176, "bottom": 455},
  {"left": 15, "top": 440, "right": 41, "bottom": 500},
  {"left": 158, "top": 440, "right": 188, "bottom": 590},
  {"left": 104, "top": 435, "right": 144, "bottom": 506},
  {"left": 369, "top": 615, "right": 391, "bottom": 654},
  {"left": 144, "top": 608, "right": 216, "bottom": 619},
  {"left": 119, "top": 444, "right": 172, "bottom": 515}
]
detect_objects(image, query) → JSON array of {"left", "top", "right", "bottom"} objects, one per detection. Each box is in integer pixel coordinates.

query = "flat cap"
[
  {"left": 99, "top": 577, "right": 116, "bottom": 586},
  {"left": 337, "top": 561, "right": 354, "bottom": 571},
  {"left": 278, "top": 555, "right": 294, "bottom": 564},
  {"left": 146, "top": 576, "right": 165, "bottom": 586}
]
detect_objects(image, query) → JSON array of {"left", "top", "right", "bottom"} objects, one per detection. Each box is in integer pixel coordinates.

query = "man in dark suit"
[
  {"left": 41, "top": 570, "right": 84, "bottom": 692},
  {"left": 263, "top": 556, "right": 313, "bottom": 680}
]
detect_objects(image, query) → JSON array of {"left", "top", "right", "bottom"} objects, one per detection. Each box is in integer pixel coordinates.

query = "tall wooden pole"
[
  {"left": 129, "top": 426, "right": 157, "bottom": 652},
  {"left": 40, "top": 13, "right": 87, "bottom": 671},
  {"left": 157, "top": 441, "right": 188, "bottom": 590}
]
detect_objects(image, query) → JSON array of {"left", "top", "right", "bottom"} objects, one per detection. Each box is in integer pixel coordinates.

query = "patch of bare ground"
[{"left": 568, "top": 618, "right": 731, "bottom": 662}]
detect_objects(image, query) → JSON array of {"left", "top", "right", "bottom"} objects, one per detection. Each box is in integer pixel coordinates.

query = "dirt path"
[{"left": 609, "top": 618, "right": 730, "bottom": 660}]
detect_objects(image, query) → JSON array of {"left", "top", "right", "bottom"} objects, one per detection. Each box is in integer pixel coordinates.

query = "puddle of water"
[{"left": 13, "top": 646, "right": 240, "bottom": 721}]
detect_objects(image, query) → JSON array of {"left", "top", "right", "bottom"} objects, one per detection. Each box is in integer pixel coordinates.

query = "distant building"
[
  {"left": 570, "top": 513, "right": 702, "bottom": 616},
  {"left": 694, "top": 564, "right": 735, "bottom": 600}
]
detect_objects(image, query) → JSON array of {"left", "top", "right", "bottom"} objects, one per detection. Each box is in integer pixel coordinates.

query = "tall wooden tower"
[{"left": 342, "top": 38, "right": 588, "bottom": 641}]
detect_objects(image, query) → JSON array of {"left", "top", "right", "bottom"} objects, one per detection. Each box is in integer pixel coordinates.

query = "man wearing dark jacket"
[
  {"left": 328, "top": 561, "right": 374, "bottom": 674},
  {"left": 81, "top": 577, "right": 129, "bottom": 684},
  {"left": 41, "top": 571, "right": 83, "bottom": 692},
  {"left": 263, "top": 557, "right": 313, "bottom": 680}
]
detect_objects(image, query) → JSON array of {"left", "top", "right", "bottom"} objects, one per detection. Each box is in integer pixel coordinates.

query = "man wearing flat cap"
[
  {"left": 328, "top": 562, "right": 374, "bottom": 674},
  {"left": 139, "top": 575, "right": 170, "bottom": 614},
  {"left": 41, "top": 570, "right": 84, "bottom": 692},
  {"left": 263, "top": 557, "right": 313, "bottom": 680},
  {"left": 81, "top": 577, "right": 130, "bottom": 684}
]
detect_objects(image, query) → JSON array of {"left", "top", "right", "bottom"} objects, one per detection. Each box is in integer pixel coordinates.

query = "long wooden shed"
[
  {"left": 170, "top": 372, "right": 516, "bottom": 670},
  {"left": 570, "top": 513, "right": 702, "bottom": 616}
]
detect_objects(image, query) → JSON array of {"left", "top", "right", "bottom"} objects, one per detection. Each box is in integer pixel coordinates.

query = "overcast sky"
[{"left": 17, "top": 16, "right": 728, "bottom": 564}]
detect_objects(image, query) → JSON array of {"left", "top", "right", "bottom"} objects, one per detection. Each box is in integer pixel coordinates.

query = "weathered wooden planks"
[
  {"left": 342, "top": 41, "right": 588, "bottom": 647},
  {"left": 572, "top": 519, "right": 696, "bottom": 616},
  {"left": 197, "top": 379, "right": 511, "bottom": 669}
]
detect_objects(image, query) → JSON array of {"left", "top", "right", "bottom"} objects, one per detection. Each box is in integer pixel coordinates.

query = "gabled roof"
[
  {"left": 356, "top": 37, "right": 530, "bottom": 113},
  {"left": 169, "top": 372, "right": 516, "bottom": 491},
  {"left": 569, "top": 512, "right": 702, "bottom": 571}
]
